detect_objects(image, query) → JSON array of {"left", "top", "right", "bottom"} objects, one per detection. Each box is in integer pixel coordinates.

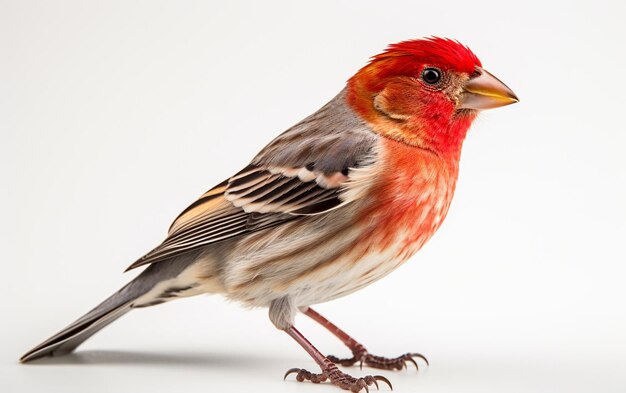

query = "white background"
[{"left": 2, "top": 1, "right": 625, "bottom": 392}]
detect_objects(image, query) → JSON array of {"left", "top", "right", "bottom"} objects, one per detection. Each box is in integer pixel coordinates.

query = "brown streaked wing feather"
[
  {"left": 126, "top": 166, "right": 348, "bottom": 271},
  {"left": 167, "top": 180, "right": 228, "bottom": 235},
  {"left": 224, "top": 166, "right": 345, "bottom": 215}
]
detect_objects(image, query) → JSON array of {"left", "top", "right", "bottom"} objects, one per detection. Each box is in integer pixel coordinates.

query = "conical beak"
[{"left": 458, "top": 68, "right": 519, "bottom": 110}]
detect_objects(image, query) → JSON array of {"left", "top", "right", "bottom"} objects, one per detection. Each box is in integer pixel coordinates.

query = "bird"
[{"left": 21, "top": 37, "right": 518, "bottom": 392}]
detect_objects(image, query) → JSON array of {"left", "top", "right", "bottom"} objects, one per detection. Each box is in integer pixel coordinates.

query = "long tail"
[{"left": 20, "top": 258, "right": 196, "bottom": 363}]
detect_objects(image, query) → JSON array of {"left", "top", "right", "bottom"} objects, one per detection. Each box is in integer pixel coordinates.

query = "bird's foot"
[
  {"left": 284, "top": 361, "right": 392, "bottom": 392},
  {"left": 328, "top": 345, "right": 428, "bottom": 371}
]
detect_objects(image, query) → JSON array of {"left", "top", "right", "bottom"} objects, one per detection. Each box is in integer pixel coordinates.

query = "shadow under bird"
[{"left": 22, "top": 37, "right": 518, "bottom": 392}]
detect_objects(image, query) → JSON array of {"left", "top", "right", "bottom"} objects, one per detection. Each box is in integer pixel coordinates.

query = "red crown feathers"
[{"left": 370, "top": 37, "right": 481, "bottom": 75}]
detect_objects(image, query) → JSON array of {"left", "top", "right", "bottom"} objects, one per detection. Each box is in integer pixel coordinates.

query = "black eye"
[{"left": 422, "top": 68, "right": 441, "bottom": 84}]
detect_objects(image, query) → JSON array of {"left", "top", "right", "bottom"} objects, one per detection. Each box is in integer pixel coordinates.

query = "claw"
[
  {"left": 372, "top": 379, "right": 379, "bottom": 390},
  {"left": 408, "top": 352, "right": 429, "bottom": 366},
  {"left": 374, "top": 375, "right": 393, "bottom": 391},
  {"left": 359, "top": 357, "right": 364, "bottom": 370},
  {"left": 405, "top": 356, "right": 419, "bottom": 371},
  {"left": 364, "top": 384, "right": 369, "bottom": 393},
  {"left": 283, "top": 368, "right": 301, "bottom": 380}
]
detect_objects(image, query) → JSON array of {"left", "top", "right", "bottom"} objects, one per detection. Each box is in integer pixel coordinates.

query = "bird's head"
[{"left": 347, "top": 37, "right": 518, "bottom": 157}]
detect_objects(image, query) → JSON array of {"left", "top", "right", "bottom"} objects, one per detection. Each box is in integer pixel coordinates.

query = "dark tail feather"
[
  {"left": 20, "top": 253, "right": 198, "bottom": 363},
  {"left": 20, "top": 284, "right": 138, "bottom": 362}
]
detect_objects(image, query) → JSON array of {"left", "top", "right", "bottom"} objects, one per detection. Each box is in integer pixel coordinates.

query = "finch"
[{"left": 21, "top": 37, "right": 518, "bottom": 391}]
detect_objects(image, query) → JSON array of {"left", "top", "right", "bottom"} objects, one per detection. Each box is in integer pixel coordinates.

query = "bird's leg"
[
  {"left": 303, "top": 307, "right": 428, "bottom": 371},
  {"left": 283, "top": 325, "right": 392, "bottom": 392}
]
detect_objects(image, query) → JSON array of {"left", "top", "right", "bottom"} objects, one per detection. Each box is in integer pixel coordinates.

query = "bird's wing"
[{"left": 126, "top": 90, "right": 378, "bottom": 271}]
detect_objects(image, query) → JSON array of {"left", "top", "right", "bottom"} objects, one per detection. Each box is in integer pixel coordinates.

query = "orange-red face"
[{"left": 347, "top": 38, "right": 518, "bottom": 156}]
